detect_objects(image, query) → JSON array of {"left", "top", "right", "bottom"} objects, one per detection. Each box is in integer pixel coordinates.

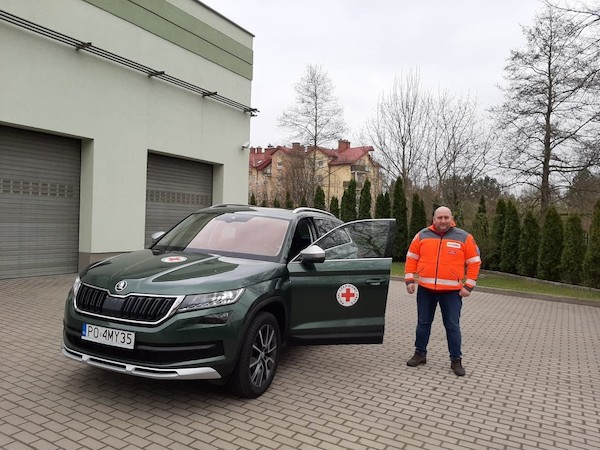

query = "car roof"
[{"left": 196, "top": 204, "right": 337, "bottom": 220}]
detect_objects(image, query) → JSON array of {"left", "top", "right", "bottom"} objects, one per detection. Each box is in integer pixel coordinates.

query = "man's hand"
[
  {"left": 406, "top": 282, "right": 416, "bottom": 294},
  {"left": 459, "top": 287, "right": 471, "bottom": 297}
]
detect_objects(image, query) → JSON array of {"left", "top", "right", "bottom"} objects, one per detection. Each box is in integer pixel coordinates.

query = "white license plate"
[{"left": 82, "top": 323, "right": 135, "bottom": 349}]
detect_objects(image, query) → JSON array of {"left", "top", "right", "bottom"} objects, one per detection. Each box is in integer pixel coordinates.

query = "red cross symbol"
[{"left": 341, "top": 287, "right": 356, "bottom": 303}]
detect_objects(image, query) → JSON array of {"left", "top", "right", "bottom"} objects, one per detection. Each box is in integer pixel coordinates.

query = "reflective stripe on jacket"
[{"left": 404, "top": 225, "right": 481, "bottom": 291}]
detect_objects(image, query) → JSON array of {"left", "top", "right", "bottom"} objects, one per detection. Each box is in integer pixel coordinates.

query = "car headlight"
[
  {"left": 178, "top": 288, "right": 245, "bottom": 312},
  {"left": 72, "top": 276, "right": 82, "bottom": 298}
]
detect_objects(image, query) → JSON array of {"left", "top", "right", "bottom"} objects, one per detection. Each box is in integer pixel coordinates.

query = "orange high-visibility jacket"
[{"left": 404, "top": 225, "right": 481, "bottom": 291}]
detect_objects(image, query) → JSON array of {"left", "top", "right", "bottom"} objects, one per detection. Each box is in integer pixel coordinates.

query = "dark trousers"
[{"left": 415, "top": 286, "right": 463, "bottom": 359}]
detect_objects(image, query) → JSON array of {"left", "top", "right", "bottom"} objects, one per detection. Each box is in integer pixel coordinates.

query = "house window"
[
  {"left": 317, "top": 160, "right": 324, "bottom": 168},
  {"left": 277, "top": 159, "right": 282, "bottom": 169}
]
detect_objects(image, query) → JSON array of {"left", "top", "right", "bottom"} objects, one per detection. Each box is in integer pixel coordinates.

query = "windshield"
[{"left": 152, "top": 212, "right": 291, "bottom": 260}]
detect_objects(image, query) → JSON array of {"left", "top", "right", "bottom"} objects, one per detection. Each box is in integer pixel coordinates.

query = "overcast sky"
[{"left": 202, "top": 0, "right": 545, "bottom": 148}]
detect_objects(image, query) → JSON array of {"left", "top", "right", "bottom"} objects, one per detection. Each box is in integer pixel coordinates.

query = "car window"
[
  {"left": 294, "top": 220, "right": 393, "bottom": 261},
  {"left": 313, "top": 217, "right": 342, "bottom": 238},
  {"left": 288, "top": 219, "right": 315, "bottom": 261},
  {"left": 153, "top": 212, "right": 290, "bottom": 259}
]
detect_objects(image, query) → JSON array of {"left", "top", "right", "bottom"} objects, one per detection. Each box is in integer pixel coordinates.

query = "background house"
[
  {"left": 249, "top": 140, "right": 383, "bottom": 209},
  {"left": 0, "top": 0, "right": 255, "bottom": 278}
]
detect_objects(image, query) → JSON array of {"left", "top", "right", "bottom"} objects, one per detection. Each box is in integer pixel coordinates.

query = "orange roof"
[{"left": 249, "top": 143, "right": 377, "bottom": 169}]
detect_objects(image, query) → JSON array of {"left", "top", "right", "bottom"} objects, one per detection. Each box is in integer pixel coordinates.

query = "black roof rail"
[
  {"left": 292, "top": 207, "right": 335, "bottom": 217},
  {"left": 209, "top": 203, "right": 251, "bottom": 208}
]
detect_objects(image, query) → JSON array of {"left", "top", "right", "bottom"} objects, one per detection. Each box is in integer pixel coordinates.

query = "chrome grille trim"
[{"left": 74, "top": 283, "right": 184, "bottom": 325}]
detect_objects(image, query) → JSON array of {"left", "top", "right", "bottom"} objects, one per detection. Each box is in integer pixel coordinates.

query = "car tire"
[{"left": 231, "top": 311, "right": 280, "bottom": 398}]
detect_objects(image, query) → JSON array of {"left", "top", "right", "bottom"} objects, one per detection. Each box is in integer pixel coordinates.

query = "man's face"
[{"left": 433, "top": 208, "right": 453, "bottom": 232}]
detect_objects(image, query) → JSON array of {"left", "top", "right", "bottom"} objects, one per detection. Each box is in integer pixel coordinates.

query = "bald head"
[{"left": 432, "top": 206, "right": 453, "bottom": 233}]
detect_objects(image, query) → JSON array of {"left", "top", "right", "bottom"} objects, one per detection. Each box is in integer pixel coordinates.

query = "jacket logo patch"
[{"left": 446, "top": 242, "right": 461, "bottom": 249}]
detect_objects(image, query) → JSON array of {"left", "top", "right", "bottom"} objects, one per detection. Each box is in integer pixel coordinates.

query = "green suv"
[{"left": 62, "top": 205, "right": 395, "bottom": 397}]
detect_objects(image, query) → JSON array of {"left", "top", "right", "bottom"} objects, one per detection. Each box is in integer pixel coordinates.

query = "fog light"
[{"left": 198, "top": 312, "right": 230, "bottom": 324}]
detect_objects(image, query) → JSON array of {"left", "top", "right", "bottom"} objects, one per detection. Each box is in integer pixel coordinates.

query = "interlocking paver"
[{"left": 1, "top": 275, "right": 600, "bottom": 449}]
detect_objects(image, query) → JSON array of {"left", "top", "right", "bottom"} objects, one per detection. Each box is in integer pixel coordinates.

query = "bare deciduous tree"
[
  {"left": 491, "top": 4, "right": 600, "bottom": 214},
  {"left": 363, "top": 70, "right": 430, "bottom": 190},
  {"left": 278, "top": 64, "right": 347, "bottom": 200},
  {"left": 425, "top": 91, "right": 492, "bottom": 212}
]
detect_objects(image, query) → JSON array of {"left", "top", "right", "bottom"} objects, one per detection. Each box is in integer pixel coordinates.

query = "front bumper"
[{"left": 62, "top": 342, "right": 221, "bottom": 380}]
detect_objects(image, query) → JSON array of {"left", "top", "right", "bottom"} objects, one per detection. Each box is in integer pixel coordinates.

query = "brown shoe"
[
  {"left": 406, "top": 352, "right": 426, "bottom": 367},
  {"left": 451, "top": 358, "right": 466, "bottom": 376}
]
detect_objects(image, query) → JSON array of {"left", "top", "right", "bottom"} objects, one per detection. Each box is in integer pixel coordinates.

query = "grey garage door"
[
  {"left": 145, "top": 153, "right": 213, "bottom": 247},
  {"left": 0, "top": 125, "right": 81, "bottom": 279}
]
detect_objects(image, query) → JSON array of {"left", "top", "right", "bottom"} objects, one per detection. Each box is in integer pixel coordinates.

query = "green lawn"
[{"left": 391, "top": 262, "right": 600, "bottom": 301}]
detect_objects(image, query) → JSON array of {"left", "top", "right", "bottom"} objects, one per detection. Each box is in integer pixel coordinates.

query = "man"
[{"left": 404, "top": 206, "right": 481, "bottom": 376}]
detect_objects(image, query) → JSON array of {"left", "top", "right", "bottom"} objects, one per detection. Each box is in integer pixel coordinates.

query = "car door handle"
[{"left": 366, "top": 278, "right": 387, "bottom": 286}]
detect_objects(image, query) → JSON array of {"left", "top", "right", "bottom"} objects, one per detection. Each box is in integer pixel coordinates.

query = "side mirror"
[
  {"left": 300, "top": 245, "right": 325, "bottom": 264},
  {"left": 151, "top": 231, "right": 166, "bottom": 243}
]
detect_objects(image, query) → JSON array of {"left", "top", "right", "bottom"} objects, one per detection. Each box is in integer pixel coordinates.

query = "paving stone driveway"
[{"left": 1, "top": 274, "right": 599, "bottom": 450}]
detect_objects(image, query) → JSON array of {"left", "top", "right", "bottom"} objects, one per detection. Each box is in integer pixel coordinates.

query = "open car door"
[{"left": 287, "top": 219, "right": 396, "bottom": 344}]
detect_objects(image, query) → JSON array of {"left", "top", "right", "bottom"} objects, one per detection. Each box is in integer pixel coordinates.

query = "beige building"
[{"left": 249, "top": 140, "right": 383, "bottom": 210}]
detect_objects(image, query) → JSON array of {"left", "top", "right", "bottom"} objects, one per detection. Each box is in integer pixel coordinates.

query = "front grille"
[{"left": 76, "top": 284, "right": 177, "bottom": 323}]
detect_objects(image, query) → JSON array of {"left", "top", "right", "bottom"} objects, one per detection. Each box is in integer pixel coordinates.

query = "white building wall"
[{"left": 0, "top": 0, "right": 253, "bottom": 257}]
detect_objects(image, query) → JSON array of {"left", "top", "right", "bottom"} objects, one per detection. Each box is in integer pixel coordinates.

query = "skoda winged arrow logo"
[{"left": 115, "top": 280, "right": 127, "bottom": 292}]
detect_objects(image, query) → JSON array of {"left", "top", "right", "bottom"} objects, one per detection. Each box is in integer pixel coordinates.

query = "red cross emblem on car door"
[{"left": 336, "top": 283, "right": 360, "bottom": 307}]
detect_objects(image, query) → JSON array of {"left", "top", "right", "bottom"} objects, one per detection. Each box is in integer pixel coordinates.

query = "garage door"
[
  {"left": 145, "top": 153, "right": 213, "bottom": 247},
  {"left": 0, "top": 125, "right": 81, "bottom": 279}
]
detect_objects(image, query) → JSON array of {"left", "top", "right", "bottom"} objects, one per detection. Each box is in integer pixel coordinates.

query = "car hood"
[{"left": 80, "top": 250, "right": 285, "bottom": 296}]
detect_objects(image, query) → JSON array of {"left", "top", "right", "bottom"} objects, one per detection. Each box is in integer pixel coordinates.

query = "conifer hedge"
[
  {"left": 583, "top": 200, "right": 600, "bottom": 288},
  {"left": 471, "top": 196, "right": 490, "bottom": 269},
  {"left": 340, "top": 179, "right": 357, "bottom": 222},
  {"left": 488, "top": 199, "right": 507, "bottom": 270},
  {"left": 538, "top": 206, "right": 563, "bottom": 282},
  {"left": 329, "top": 196, "right": 340, "bottom": 218},
  {"left": 358, "top": 179, "right": 372, "bottom": 219},
  {"left": 313, "top": 186, "right": 326, "bottom": 210},
  {"left": 517, "top": 211, "right": 540, "bottom": 277},
  {"left": 500, "top": 201, "right": 520, "bottom": 274},
  {"left": 561, "top": 213, "right": 586, "bottom": 285},
  {"left": 392, "top": 177, "right": 408, "bottom": 261}
]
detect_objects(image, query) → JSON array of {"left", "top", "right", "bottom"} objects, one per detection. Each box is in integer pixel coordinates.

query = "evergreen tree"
[
  {"left": 340, "top": 179, "right": 357, "bottom": 222},
  {"left": 471, "top": 196, "right": 490, "bottom": 269},
  {"left": 409, "top": 193, "right": 427, "bottom": 238},
  {"left": 499, "top": 200, "right": 520, "bottom": 274},
  {"left": 313, "top": 186, "right": 326, "bottom": 210},
  {"left": 382, "top": 192, "right": 392, "bottom": 218},
  {"left": 517, "top": 211, "right": 540, "bottom": 277},
  {"left": 299, "top": 196, "right": 308, "bottom": 207},
  {"left": 538, "top": 206, "right": 564, "bottom": 281},
  {"left": 285, "top": 191, "right": 293, "bottom": 209},
  {"left": 249, "top": 193, "right": 256, "bottom": 205},
  {"left": 488, "top": 199, "right": 507, "bottom": 270},
  {"left": 561, "top": 213, "right": 586, "bottom": 285},
  {"left": 374, "top": 193, "right": 386, "bottom": 218},
  {"left": 272, "top": 198, "right": 281, "bottom": 208},
  {"left": 358, "top": 179, "right": 372, "bottom": 219},
  {"left": 329, "top": 196, "right": 340, "bottom": 218},
  {"left": 583, "top": 200, "right": 600, "bottom": 288},
  {"left": 392, "top": 177, "right": 408, "bottom": 261}
]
